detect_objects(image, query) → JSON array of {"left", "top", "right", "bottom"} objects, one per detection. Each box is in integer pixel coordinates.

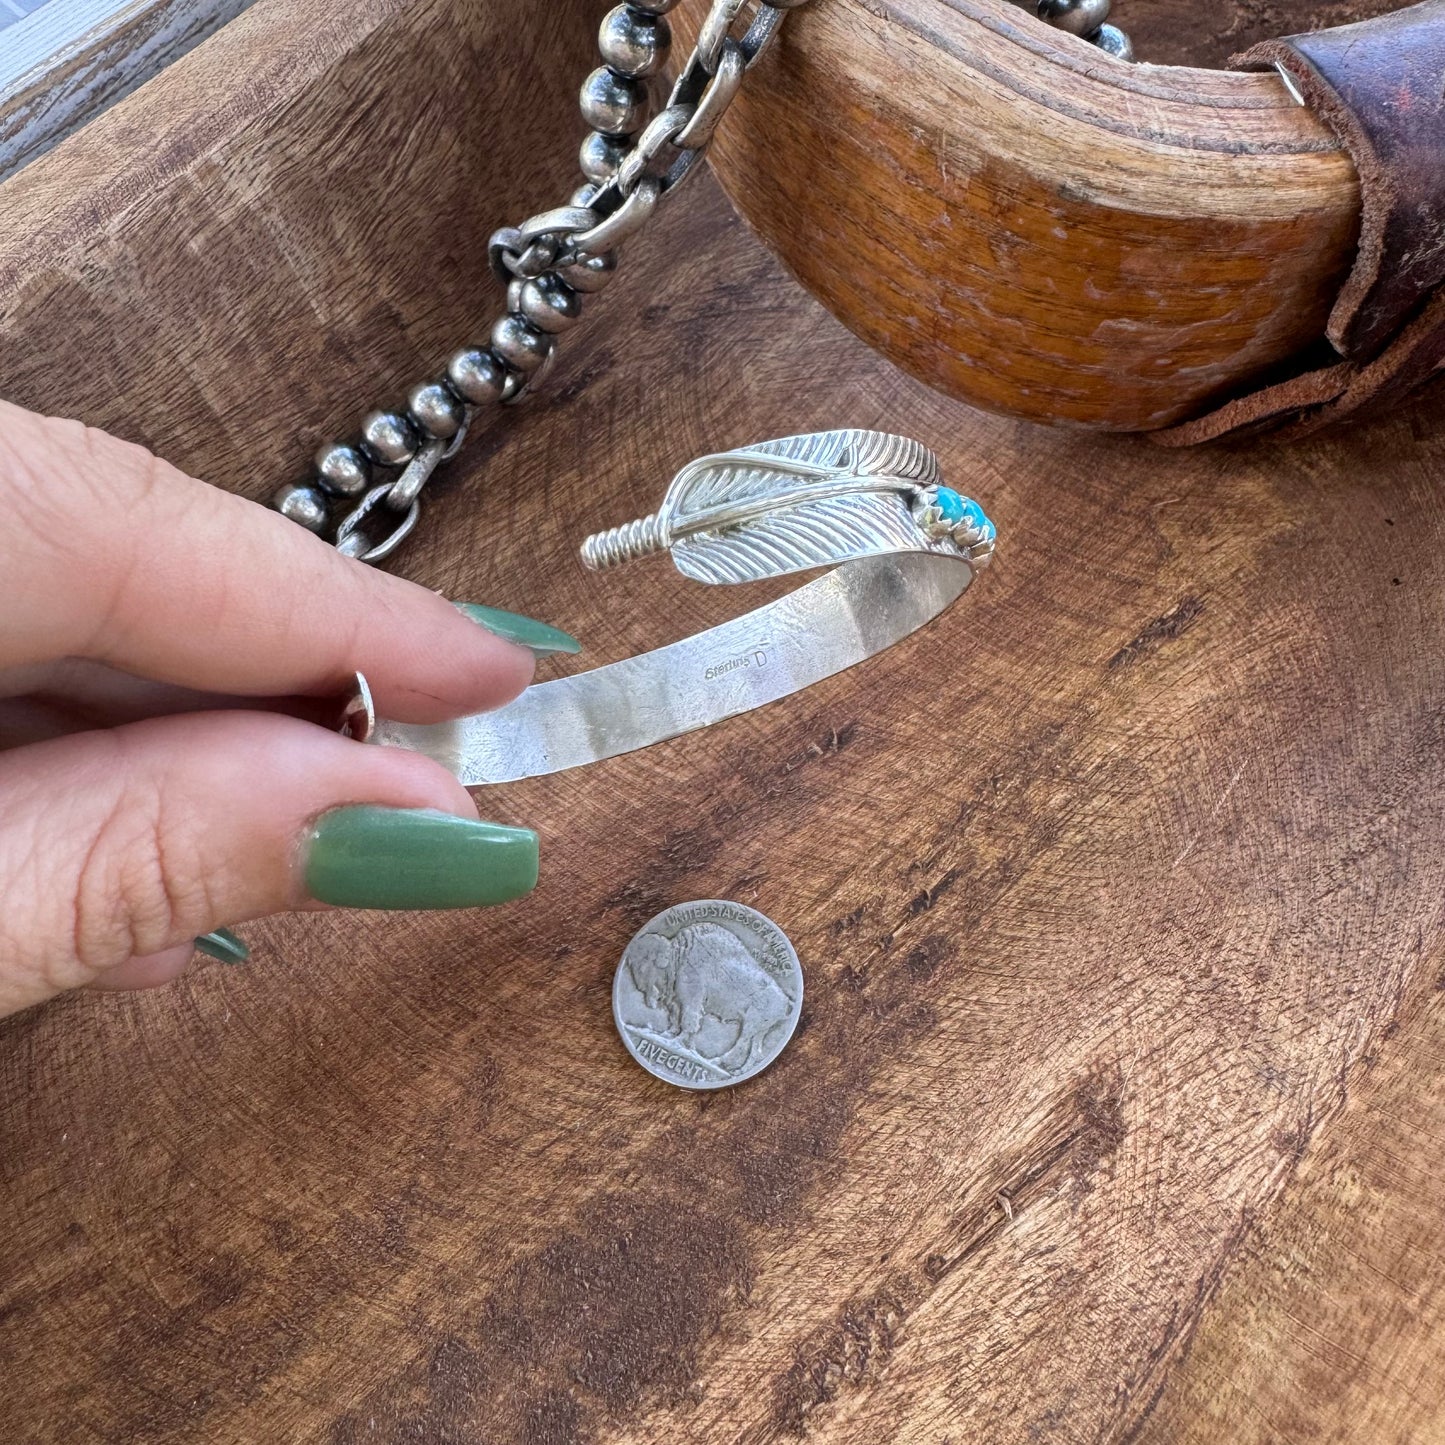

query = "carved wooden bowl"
[{"left": 676, "top": 0, "right": 1395, "bottom": 430}]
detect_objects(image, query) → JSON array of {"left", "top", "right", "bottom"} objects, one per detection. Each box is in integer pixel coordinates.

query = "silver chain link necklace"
[
  {"left": 260, "top": 0, "right": 1001, "bottom": 790},
  {"left": 269, "top": 0, "right": 1124, "bottom": 565}
]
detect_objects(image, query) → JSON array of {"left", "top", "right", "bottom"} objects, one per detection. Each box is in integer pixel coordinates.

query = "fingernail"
[
  {"left": 456, "top": 603, "right": 581, "bottom": 657},
  {"left": 194, "top": 927, "right": 250, "bottom": 964},
  {"left": 304, "top": 806, "right": 538, "bottom": 909}
]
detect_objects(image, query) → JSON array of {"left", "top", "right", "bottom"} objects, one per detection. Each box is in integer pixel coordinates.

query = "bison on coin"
[{"left": 627, "top": 923, "right": 792, "bottom": 1071}]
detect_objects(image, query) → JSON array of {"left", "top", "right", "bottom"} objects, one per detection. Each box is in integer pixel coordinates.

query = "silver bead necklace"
[
  {"left": 1035, "top": 0, "right": 1132, "bottom": 62},
  {"left": 271, "top": 0, "right": 1128, "bottom": 562}
]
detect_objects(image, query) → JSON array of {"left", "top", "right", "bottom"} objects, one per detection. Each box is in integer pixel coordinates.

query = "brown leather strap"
[{"left": 1156, "top": 0, "right": 1445, "bottom": 446}]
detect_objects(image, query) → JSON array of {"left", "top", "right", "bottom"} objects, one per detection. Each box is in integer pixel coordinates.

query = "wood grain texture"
[
  {"left": 1137, "top": 978, "right": 1445, "bottom": 1443},
  {"left": 683, "top": 0, "right": 1375, "bottom": 431},
  {"left": 3, "top": 0, "right": 1445, "bottom": 1440},
  {"left": 0, "top": 0, "right": 594, "bottom": 486},
  {"left": 0, "top": 0, "right": 257, "bottom": 182}
]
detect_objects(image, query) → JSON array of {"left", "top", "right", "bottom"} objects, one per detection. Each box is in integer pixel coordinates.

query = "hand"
[{"left": 0, "top": 400, "right": 573, "bottom": 1017}]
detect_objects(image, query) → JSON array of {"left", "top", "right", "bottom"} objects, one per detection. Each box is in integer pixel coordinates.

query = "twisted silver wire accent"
[{"left": 580, "top": 511, "right": 671, "bottom": 570}]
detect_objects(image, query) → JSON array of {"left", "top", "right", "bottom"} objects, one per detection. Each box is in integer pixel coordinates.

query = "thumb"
[{"left": 0, "top": 712, "right": 537, "bottom": 1016}]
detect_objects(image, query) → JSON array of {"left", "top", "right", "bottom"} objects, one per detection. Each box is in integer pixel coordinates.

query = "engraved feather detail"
[
  {"left": 668, "top": 491, "right": 928, "bottom": 585},
  {"left": 665, "top": 430, "right": 943, "bottom": 585},
  {"left": 578, "top": 429, "right": 996, "bottom": 582},
  {"left": 580, "top": 429, "right": 963, "bottom": 583},
  {"left": 666, "top": 430, "right": 939, "bottom": 514}
]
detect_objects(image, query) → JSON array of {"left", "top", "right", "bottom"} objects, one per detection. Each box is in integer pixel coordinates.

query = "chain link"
[{"left": 273, "top": 0, "right": 811, "bottom": 562}]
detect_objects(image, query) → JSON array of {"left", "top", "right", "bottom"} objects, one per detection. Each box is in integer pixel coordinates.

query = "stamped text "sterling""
[{"left": 704, "top": 648, "right": 769, "bottom": 682}]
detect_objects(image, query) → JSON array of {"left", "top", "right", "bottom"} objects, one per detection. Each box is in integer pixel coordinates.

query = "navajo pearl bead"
[
  {"left": 359, "top": 409, "right": 418, "bottom": 466},
  {"left": 446, "top": 348, "right": 507, "bottom": 405},
  {"left": 598, "top": 5, "right": 671, "bottom": 78},
  {"left": 272, "top": 481, "right": 329, "bottom": 532},
  {"left": 515, "top": 274, "right": 583, "bottom": 334},
  {"left": 1037, "top": 0, "right": 1110, "bottom": 37},
  {"left": 580, "top": 130, "right": 630, "bottom": 183},
  {"left": 491, "top": 315, "right": 554, "bottom": 373},
  {"left": 1092, "top": 23, "right": 1134, "bottom": 59},
  {"left": 408, "top": 381, "right": 465, "bottom": 439},
  {"left": 558, "top": 249, "right": 619, "bottom": 294},
  {"left": 579, "top": 67, "right": 645, "bottom": 136},
  {"left": 313, "top": 442, "right": 369, "bottom": 497}
]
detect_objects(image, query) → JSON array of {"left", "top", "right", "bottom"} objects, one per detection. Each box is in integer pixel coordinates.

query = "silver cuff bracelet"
[{"left": 370, "top": 429, "right": 995, "bottom": 785}]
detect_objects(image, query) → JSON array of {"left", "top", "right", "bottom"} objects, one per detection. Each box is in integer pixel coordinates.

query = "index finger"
[{"left": 0, "top": 401, "right": 557, "bottom": 723}]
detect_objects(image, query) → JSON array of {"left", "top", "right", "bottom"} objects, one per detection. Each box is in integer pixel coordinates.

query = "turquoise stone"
[
  {"left": 933, "top": 487, "right": 967, "bottom": 525},
  {"left": 960, "top": 498, "right": 990, "bottom": 533}
]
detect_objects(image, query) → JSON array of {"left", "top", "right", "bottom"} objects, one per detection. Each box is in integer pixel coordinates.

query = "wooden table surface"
[{"left": 2, "top": 1, "right": 1444, "bottom": 1440}]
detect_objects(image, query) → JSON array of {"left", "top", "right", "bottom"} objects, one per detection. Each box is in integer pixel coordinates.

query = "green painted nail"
[
  {"left": 305, "top": 806, "right": 538, "bottom": 910},
  {"left": 457, "top": 603, "right": 580, "bottom": 657},
  {"left": 194, "top": 927, "right": 249, "bottom": 964}
]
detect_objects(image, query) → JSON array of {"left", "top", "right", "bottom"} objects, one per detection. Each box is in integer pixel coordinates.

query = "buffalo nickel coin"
[{"left": 612, "top": 901, "right": 803, "bottom": 1090}]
